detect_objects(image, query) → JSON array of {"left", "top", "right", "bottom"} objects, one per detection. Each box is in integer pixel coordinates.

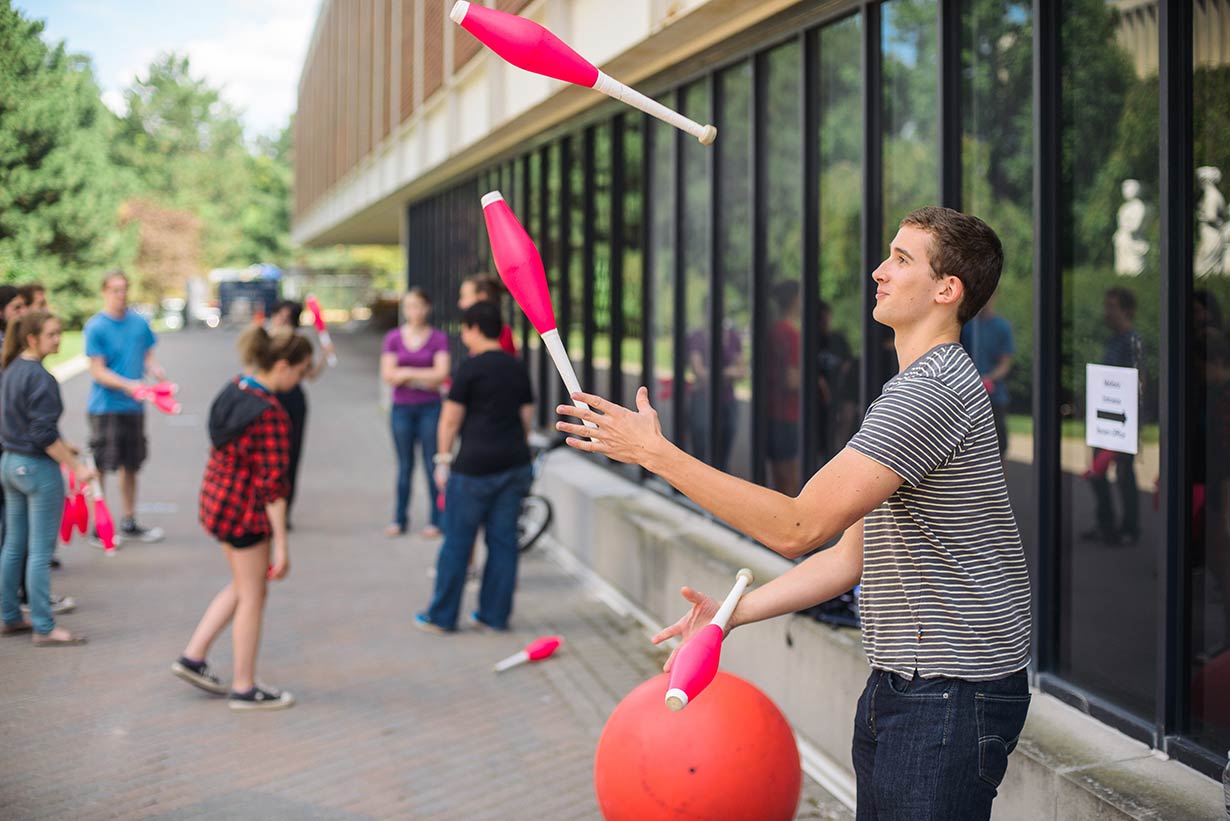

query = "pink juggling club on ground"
[
  {"left": 481, "top": 191, "right": 595, "bottom": 429},
  {"left": 85, "top": 454, "right": 116, "bottom": 555},
  {"left": 665, "top": 568, "right": 754, "bottom": 711},
  {"left": 305, "top": 295, "right": 338, "bottom": 366},
  {"left": 451, "top": 2, "right": 716, "bottom": 146},
  {"left": 494, "top": 635, "right": 563, "bottom": 672}
]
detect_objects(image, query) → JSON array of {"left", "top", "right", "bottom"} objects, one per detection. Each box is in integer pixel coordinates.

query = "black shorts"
[
  {"left": 88, "top": 413, "right": 148, "bottom": 473},
  {"left": 223, "top": 532, "right": 268, "bottom": 549}
]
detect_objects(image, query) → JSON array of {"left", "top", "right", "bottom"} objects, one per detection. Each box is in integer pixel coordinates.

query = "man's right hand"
[{"left": 650, "top": 586, "right": 722, "bottom": 672}]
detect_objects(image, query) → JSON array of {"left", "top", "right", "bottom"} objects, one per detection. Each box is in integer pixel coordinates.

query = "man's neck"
[
  {"left": 467, "top": 339, "right": 503, "bottom": 356},
  {"left": 105, "top": 306, "right": 126, "bottom": 319},
  {"left": 892, "top": 323, "right": 960, "bottom": 373}
]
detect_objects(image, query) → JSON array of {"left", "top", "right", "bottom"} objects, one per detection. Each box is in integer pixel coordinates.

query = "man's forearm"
[
  {"left": 91, "top": 364, "right": 137, "bottom": 393},
  {"left": 645, "top": 441, "right": 832, "bottom": 557}
]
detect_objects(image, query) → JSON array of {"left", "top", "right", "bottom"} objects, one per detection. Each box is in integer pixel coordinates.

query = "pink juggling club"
[
  {"left": 305, "top": 295, "right": 338, "bottom": 366},
  {"left": 665, "top": 568, "right": 754, "bottom": 711},
  {"left": 451, "top": 2, "right": 716, "bottom": 146},
  {"left": 85, "top": 454, "right": 116, "bottom": 555},
  {"left": 494, "top": 635, "right": 563, "bottom": 672},
  {"left": 133, "top": 382, "right": 181, "bottom": 415},
  {"left": 59, "top": 467, "right": 75, "bottom": 544},
  {"left": 481, "top": 191, "right": 595, "bottom": 429}
]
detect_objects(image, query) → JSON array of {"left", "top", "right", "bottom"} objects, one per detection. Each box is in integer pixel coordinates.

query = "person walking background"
[
  {"left": 268, "top": 299, "right": 334, "bottom": 530},
  {"left": 172, "top": 326, "right": 311, "bottom": 710},
  {"left": 0, "top": 310, "right": 93, "bottom": 646},
  {"left": 381, "top": 288, "right": 450, "bottom": 538}
]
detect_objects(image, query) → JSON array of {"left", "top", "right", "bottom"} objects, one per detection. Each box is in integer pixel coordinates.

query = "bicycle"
[{"left": 517, "top": 431, "right": 568, "bottom": 552}]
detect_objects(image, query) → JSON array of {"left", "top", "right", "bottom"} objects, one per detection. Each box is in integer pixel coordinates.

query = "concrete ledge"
[{"left": 540, "top": 449, "right": 1225, "bottom": 820}]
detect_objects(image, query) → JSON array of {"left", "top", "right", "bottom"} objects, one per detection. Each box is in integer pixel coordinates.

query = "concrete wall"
[{"left": 540, "top": 450, "right": 1226, "bottom": 820}]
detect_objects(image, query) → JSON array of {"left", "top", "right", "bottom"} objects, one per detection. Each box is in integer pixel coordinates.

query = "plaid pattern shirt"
[{"left": 199, "top": 387, "right": 290, "bottom": 543}]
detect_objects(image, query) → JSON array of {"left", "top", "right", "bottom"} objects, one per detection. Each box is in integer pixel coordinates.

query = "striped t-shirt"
[{"left": 847, "top": 342, "right": 1031, "bottom": 681}]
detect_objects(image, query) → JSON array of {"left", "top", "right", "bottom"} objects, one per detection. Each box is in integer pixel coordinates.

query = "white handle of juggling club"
[
  {"left": 593, "top": 71, "right": 716, "bottom": 145},
  {"left": 318, "top": 329, "right": 338, "bottom": 366},
  {"left": 85, "top": 453, "right": 103, "bottom": 499},
  {"left": 710, "top": 568, "right": 753, "bottom": 632},
  {"left": 494, "top": 650, "right": 530, "bottom": 672},
  {"left": 541, "top": 328, "right": 596, "bottom": 429}
]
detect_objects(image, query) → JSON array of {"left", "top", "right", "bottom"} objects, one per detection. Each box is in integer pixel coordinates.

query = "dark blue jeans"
[
  {"left": 0, "top": 453, "right": 61, "bottom": 634},
  {"left": 852, "top": 668, "right": 1031, "bottom": 820},
  {"left": 424, "top": 464, "right": 532, "bottom": 630},
  {"left": 390, "top": 402, "right": 441, "bottom": 531}
]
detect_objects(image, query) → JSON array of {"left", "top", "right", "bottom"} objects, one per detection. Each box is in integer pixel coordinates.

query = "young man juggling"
[{"left": 556, "top": 207, "right": 1032, "bottom": 820}]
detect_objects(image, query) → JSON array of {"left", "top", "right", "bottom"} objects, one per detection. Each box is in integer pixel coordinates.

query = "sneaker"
[
  {"left": 121, "top": 519, "right": 164, "bottom": 544},
  {"left": 228, "top": 684, "right": 295, "bottom": 711},
  {"left": 414, "top": 613, "right": 451, "bottom": 634},
  {"left": 21, "top": 594, "right": 76, "bottom": 616},
  {"left": 88, "top": 532, "right": 122, "bottom": 550},
  {"left": 171, "top": 657, "right": 227, "bottom": 695}
]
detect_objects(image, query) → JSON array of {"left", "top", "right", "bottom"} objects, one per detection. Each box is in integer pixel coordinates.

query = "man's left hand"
[{"left": 555, "top": 386, "right": 666, "bottom": 468}]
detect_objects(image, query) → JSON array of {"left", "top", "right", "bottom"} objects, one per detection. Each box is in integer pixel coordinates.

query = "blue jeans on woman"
[
  {"left": 390, "top": 401, "right": 441, "bottom": 532},
  {"left": 423, "top": 464, "right": 533, "bottom": 631},
  {"left": 852, "top": 668, "right": 1030, "bottom": 820},
  {"left": 1, "top": 452, "right": 62, "bottom": 634}
]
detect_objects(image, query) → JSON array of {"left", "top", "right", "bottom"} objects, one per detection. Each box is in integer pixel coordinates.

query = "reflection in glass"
[
  {"left": 960, "top": 0, "right": 1036, "bottom": 579},
  {"left": 1190, "top": 5, "right": 1230, "bottom": 755},
  {"left": 818, "top": 14, "right": 863, "bottom": 467},
  {"left": 621, "top": 119, "right": 645, "bottom": 411},
  {"left": 568, "top": 137, "right": 586, "bottom": 393},
  {"left": 882, "top": 0, "right": 938, "bottom": 252},
  {"left": 592, "top": 124, "right": 613, "bottom": 399},
  {"left": 650, "top": 108, "right": 676, "bottom": 440},
  {"left": 717, "top": 61, "right": 752, "bottom": 479},
  {"left": 682, "top": 82, "right": 713, "bottom": 464},
  {"left": 1057, "top": 0, "right": 1159, "bottom": 717},
  {"left": 764, "top": 42, "right": 803, "bottom": 494},
  {"left": 526, "top": 152, "right": 542, "bottom": 402}
]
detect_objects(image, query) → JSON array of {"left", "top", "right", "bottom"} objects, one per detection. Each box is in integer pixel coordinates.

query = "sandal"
[
  {"left": 33, "top": 631, "right": 87, "bottom": 647},
  {"left": 419, "top": 525, "right": 442, "bottom": 538},
  {"left": 384, "top": 523, "right": 406, "bottom": 538},
  {"left": 2, "top": 620, "right": 33, "bottom": 636}
]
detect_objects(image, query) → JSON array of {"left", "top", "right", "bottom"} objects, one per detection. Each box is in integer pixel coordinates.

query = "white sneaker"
[{"left": 21, "top": 595, "right": 76, "bottom": 616}]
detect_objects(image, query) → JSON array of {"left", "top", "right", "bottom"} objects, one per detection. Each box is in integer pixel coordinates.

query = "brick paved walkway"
[{"left": 0, "top": 326, "right": 851, "bottom": 820}]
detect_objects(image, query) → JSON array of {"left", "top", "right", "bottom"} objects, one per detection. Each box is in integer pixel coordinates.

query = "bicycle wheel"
[{"left": 517, "top": 495, "right": 553, "bottom": 552}]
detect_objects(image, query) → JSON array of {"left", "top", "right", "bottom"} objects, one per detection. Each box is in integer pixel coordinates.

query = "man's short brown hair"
[
  {"left": 17, "top": 283, "right": 45, "bottom": 304},
  {"left": 101, "top": 269, "right": 129, "bottom": 291},
  {"left": 900, "top": 207, "right": 1003, "bottom": 325},
  {"left": 463, "top": 273, "right": 503, "bottom": 302}
]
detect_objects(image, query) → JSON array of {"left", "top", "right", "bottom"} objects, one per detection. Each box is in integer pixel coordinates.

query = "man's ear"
[{"left": 935, "top": 275, "right": 964, "bottom": 308}]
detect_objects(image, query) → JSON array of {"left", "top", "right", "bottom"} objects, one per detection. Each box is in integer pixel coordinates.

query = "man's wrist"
[{"left": 641, "top": 435, "right": 673, "bottom": 475}]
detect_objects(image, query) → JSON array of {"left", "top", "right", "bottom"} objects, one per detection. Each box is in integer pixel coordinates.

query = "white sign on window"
[{"left": 1085, "top": 364, "right": 1139, "bottom": 455}]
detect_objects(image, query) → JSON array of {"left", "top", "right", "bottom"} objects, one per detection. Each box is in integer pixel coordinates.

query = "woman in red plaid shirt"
[{"left": 171, "top": 327, "right": 312, "bottom": 711}]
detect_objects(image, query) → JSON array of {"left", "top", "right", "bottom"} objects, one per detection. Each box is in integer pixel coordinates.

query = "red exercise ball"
[{"left": 594, "top": 671, "right": 801, "bottom": 821}]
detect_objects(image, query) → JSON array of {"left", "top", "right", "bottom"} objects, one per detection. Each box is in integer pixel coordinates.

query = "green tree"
[{"left": 0, "top": 0, "right": 127, "bottom": 324}]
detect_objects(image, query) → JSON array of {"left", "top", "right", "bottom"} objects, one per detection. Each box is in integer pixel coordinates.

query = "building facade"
[{"left": 295, "top": 0, "right": 1230, "bottom": 784}]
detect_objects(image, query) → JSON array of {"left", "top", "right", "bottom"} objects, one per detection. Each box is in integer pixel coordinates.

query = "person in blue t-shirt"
[
  {"left": 960, "top": 290, "right": 1015, "bottom": 458},
  {"left": 84, "top": 271, "right": 167, "bottom": 544}
]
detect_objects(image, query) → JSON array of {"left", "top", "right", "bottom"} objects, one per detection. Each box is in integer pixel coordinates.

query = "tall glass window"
[
  {"left": 716, "top": 61, "right": 752, "bottom": 480},
  {"left": 961, "top": 1, "right": 1036, "bottom": 575},
  {"left": 1057, "top": 0, "right": 1160, "bottom": 717},
  {"left": 681, "top": 82, "right": 713, "bottom": 464},
  {"left": 621, "top": 118, "right": 645, "bottom": 410},
  {"left": 526, "top": 151, "right": 543, "bottom": 401},
  {"left": 1190, "top": 2, "right": 1230, "bottom": 756},
  {"left": 593, "top": 123, "right": 614, "bottom": 399},
  {"left": 817, "top": 15, "right": 864, "bottom": 468},
  {"left": 762, "top": 42, "right": 804, "bottom": 494},
  {"left": 568, "top": 136, "right": 586, "bottom": 395},
  {"left": 649, "top": 106, "right": 677, "bottom": 440},
  {"left": 545, "top": 143, "right": 565, "bottom": 413}
]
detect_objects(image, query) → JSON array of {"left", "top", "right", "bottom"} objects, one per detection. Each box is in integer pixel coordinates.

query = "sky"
[{"left": 14, "top": 0, "right": 321, "bottom": 137}]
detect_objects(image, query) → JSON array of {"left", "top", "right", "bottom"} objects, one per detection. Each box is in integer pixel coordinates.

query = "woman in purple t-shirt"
[{"left": 380, "top": 289, "right": 451, "bottom": 537}]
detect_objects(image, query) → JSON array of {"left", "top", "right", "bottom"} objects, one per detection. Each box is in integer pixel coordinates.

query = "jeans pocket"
[{"left": 976, "top": 692, "right": 1031, "bottom": 788}]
